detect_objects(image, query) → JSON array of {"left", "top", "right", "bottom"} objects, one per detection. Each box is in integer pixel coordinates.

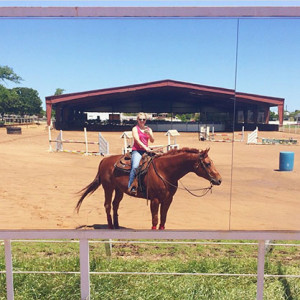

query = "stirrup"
[{"left": 128, "top": 186, "right": 137, "bottom": 196}]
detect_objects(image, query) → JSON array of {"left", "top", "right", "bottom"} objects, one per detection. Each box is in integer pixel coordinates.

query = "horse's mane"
[{"left": 158, "top": 147, "right": 206, "bottom": 158}]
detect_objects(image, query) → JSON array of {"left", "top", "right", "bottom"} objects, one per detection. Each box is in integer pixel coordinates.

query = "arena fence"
[
  {"left": 2, "top": 116, "right": 39, "bottom": 125},
  {"left": 279, "top": 124, "right": 300, "bottom": 135},
  {"left": 1, "top": 230, "right": 300, "bottom": 300}
]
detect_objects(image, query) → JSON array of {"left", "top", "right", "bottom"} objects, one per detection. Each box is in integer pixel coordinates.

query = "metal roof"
[{"left": 46, "top": 79, "right": 284, "bottom": 114}]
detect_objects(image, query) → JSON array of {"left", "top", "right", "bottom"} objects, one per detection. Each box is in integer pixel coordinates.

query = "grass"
[{"left": 0, "top": 240, "right": 299, "bottom": 299}]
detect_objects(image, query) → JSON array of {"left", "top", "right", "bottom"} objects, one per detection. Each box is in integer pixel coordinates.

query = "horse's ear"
[{"left": 200, "top": 148, "right": 209, "bottom": 159}]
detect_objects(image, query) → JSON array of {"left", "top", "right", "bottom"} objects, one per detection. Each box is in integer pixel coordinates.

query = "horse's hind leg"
[
  {"left": 150, "top": 198, "right": 160, "bottom": 230},
  {"left": 104, "top": 187, "right": 114, "bottom": 229},
  {"left": 159, "top": 197, "right": 173, "bottom": 230},
  {"left": 112, "top": 188, "right": 123, "bottom": 229}
]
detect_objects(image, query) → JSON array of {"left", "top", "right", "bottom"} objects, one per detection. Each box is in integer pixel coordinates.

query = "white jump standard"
[{"left": 165, "top": 129, "right": 180, "bottom": 151}]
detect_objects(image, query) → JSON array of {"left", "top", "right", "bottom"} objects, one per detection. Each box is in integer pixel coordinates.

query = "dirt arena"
[{"left": 0, "top": 124, "right": 299, "bottom": 230}]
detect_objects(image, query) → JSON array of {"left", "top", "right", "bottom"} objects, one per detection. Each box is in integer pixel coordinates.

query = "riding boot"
[{"left": 128, "top": 177, "right": 138, "bottom": 196}]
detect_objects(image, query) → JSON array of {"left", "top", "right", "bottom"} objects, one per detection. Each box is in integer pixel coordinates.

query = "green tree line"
[
  {"left": 270, "top": 110, "right": 300, "bottom": 121},
  {"left": 0, "top": 65, "right": 43, "bottom": 118}
]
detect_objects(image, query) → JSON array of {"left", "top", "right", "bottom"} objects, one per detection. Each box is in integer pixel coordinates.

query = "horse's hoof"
[{"left": 151, "top": 226, "right": 157, "bottom": 230}]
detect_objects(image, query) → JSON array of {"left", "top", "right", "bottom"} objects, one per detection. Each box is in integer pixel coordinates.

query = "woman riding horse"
[
  {"left": 128, "top": 112, "right": 154, "bottom": 195},
  {"left": 76, "top": 147, "right": 222, "bottom": 230}
]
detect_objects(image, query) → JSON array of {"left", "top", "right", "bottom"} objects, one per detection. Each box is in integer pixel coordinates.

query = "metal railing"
[
  {"left": 2, "top": 117, "right": 40, "bottom": 125},
  {"left": 1, "top": 230, "right": 300, "bottom": 300},
  {"left": 279, "top": 124, "right": 300, "bottom": 134}
]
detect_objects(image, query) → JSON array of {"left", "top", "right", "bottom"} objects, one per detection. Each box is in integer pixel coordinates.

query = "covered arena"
[{"left": 45, "top": 79, "right": 284, "bottom": 132}]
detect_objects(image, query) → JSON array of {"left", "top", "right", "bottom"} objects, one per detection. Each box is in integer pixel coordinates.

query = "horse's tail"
[{"left": 75, "top": 162, "right": 102, "bottom": 213}]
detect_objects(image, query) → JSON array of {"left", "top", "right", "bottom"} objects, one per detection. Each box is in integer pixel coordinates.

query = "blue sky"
[{"left": 1, "top": 2, "right": 300, "bottom": 111}]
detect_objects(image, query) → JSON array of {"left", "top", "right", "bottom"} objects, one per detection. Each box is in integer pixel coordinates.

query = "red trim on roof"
[
  {"left": 46, "top": 79, "right": 283, "bottom": 108},
  {"left": 235, "top": 92, "right": 284, "bottom": 104},
  {"left": 46, "top": 79, "right": 237, "bottom": 105}
]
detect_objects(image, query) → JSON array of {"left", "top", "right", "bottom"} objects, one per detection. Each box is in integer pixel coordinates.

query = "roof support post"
[
  {"left": 278, "top": 103, "right": 284, "bottom": 126},
  {"left": 264, "top": 106, "right": 270, "bottom": 124},
  {"left": 46, "top": 102, "right": 52, "bottom": 126}
]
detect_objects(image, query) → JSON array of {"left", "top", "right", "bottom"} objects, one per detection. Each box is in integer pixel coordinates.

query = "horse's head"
[{"left": 194, "top": 148, "right": 222, "bottom": 185}]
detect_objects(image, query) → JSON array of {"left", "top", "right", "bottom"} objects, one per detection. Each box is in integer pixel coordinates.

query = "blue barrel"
[{"left": 279, "top": 152, "right": 294, "bottom": 171}]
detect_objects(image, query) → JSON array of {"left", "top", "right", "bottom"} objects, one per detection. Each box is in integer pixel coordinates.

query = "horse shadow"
[{"left": 76, "top": 224, "right": 133, "bottom": 230}]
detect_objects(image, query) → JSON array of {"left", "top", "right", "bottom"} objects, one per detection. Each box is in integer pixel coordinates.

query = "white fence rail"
[{"left": 1, "top": 230, "right": 300, "bottom": 300}]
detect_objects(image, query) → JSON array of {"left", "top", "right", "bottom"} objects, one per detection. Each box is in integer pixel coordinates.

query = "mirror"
[{"left": 232, "top": 18, "right": 300, "bottom": 230}]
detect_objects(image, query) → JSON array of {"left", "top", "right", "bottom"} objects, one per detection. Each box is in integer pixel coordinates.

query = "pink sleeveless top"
[{"left": 132, "top": 126, "right": 149, "bottom": 151}]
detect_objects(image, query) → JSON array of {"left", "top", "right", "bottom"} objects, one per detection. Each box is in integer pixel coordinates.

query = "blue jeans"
[{"left": 128, "top": 150, "right": 145, "bottom": 188}]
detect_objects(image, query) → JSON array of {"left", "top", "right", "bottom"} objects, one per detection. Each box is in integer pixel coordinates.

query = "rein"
[
  {"left": 150, "top": 156, "right": 213, "bottom": 198},
  {"left": 179, "top": 180, "right": 213, "bottom": 197}
]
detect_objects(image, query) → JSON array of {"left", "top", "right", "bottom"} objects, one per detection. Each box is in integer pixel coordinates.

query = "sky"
[{"left": 1, "top": 1, "right": 300, "bottom": 112}]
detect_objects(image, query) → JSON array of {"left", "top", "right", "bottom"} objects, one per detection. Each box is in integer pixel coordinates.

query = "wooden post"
[
  {"left": 48, "top": 126, "right": 53, "bottom": 152},
  {"left": 84, "top": 128, "right": 89, "bottom": 155},
  {"left": 105, "top": 239, "right": 113, "bottom": 257}
]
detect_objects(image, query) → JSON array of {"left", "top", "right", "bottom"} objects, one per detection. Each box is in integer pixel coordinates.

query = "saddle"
[
  {"left": 114, "top": 152, "right": 153, "bottom": 174},
  {"left": 114, "top": 152, "right": 154, "bottom": 195}
]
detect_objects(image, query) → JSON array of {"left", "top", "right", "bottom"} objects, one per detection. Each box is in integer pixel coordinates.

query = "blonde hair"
[{"left": 137, "top": 112, "right": 147, "bottom": 120}]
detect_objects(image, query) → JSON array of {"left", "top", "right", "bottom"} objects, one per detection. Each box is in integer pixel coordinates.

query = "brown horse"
[{"left": 76, "top": 147, "right": 222, "bottom": 230}]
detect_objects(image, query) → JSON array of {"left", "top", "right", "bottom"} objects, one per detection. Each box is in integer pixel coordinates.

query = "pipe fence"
[
  {"left": 1, "top": 230, "right": 300, "bottom": 300},
  {"left": 279, "top": 124, "right": 300, "bottom": 135}
]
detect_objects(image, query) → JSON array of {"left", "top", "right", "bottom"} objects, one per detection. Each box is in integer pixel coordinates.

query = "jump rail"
[
  {"left": 208, "top": 126, "right": 244, "bottom": 142},
  {"left": 1, "top": 230, "right": 300, "bottom": 300},
  {"left": 247, "top": 127, "right": 298, "bottom": 145},
  {"left": 48, "top": 127, "right": 109, "bottom": 155}
]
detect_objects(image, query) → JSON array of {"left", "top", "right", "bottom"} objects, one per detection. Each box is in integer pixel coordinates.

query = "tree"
[
  {"left": 269, "top": 111, "right": 278, "bottom": 121},
  {"left": 0, "top": 65, "right": 23, "bottom": 84},
  {"left": 51, "top": 88, "right": 65, "bottom": 118},
  {"left": 176, "top": 113, "right": 194, "bottom": 122},
  {"left": 54, "top": 88, "right": 65, "bottom": 96},
  {"left": 11, "top": 87, "right": 42, "bottom": 116},
  {"left": 0, "top": 85, "right": 18, "bottom": 117},
  {"left": 0, "top": 65, "right": 23, "bottom": 117},
  {"left": 289, "top": 110, "right": 300, "bottom": 121},
  {"left": 0, "top": 65, "right": 43, "bottom": 116}
]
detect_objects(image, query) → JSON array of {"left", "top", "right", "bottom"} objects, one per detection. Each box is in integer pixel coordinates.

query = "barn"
[{"left": 45, "top": 79, "right": 284, "bottom": 132}]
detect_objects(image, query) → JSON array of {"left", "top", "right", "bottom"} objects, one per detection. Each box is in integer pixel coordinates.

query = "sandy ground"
[{"left": 0, "top": 124, "right": 299, "bottom": 230}]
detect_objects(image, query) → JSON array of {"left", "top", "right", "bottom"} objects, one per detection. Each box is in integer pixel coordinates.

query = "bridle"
[
  {"left": 150, "top": 153, "right": 213, "bottom": 198},
  {"left": 194, "top": 153, "right": 216, "bottom": 183}
]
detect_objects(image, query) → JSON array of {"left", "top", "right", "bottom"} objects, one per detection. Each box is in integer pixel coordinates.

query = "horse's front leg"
[
  {"left": 150, "top": 198, "right": 160, "bottom": 230},
  {"left": 112, "top": 188, "right": 123, "bottom": 229},
  {"left": 159, "top": 197, "right": 173, "bottom": 230},
  {"left": 104, "top": 187, "right": 114, "bottom": 229}
]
